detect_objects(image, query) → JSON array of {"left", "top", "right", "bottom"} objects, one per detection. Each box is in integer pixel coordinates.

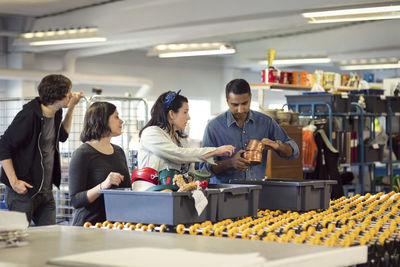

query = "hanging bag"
[{"left": 302, "top": 124, "right": 318, "bottom": 172}]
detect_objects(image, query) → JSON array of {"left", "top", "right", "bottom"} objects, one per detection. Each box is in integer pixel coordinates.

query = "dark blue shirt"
[{"left": 201, "top": 109, "right": 299, "bottom": 183}]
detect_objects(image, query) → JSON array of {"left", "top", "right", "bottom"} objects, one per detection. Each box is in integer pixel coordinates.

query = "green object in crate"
[
  {"left": 188, "top": 170, "right": 211, "bottom": 182},
  {"left": 158, "top": 168, "right": 180, "bottom": 185}
]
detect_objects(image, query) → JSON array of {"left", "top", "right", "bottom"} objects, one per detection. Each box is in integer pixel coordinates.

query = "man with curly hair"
[{"left": 0, "top": 74, "right": 83, "bottom": 226}]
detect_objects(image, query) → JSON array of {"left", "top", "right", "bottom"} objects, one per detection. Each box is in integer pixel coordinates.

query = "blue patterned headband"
[{"left": 164, "top": 89, "right": 181, "bottom": 111}]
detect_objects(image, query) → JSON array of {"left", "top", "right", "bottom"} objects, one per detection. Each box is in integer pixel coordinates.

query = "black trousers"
[{"left": 5, "top": 186, "right": 56, "bottom": 226}]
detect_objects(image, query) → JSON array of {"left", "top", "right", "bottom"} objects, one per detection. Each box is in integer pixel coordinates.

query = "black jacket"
[{"left": 0, "top": 97, "right": 68, "bottom": 197}]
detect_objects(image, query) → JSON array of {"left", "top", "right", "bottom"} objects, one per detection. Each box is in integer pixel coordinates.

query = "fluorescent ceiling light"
[
  {"left": 303, "top": 5, "right": 400, "bottom": 23},
  {"left": 340, "top": 63, "right": 400, "bottom": 70},
  {"left": 148, "top": 43, "right": 236, "bottom": 58},
  {"left": 259, "top": 57, "right": 331, "bottom": 65},
  {"left": 29, "top": 37, "right": 107, "bottom": 46},
  {"left": 159, "top": 49, "right": 235, "bottom": 58},
  {"left": 13, "top": 27, "right": 106, "bottom": 47},
  {"left": 340, "top": 57, "right": 398, "bottom": 65}
]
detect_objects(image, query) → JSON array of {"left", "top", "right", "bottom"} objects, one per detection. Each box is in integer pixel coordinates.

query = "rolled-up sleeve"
[
  {"left": 269, "top": 120, "right": 300, "bottom": 160},
  {"left": 283, "top": 139, "right": 299, "bottom": 160}
]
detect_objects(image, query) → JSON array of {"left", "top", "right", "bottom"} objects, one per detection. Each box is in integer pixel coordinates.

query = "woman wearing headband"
[{"left": 138, "top": 90, "right": 235, "bottom": 174}]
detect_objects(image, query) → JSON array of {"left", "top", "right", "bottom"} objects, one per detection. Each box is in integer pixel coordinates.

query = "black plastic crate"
[
  {"left": 100, "top": 188, "right": 219, "bottom": 225},
  {"left": 286, "top": 94, "right": 350, "bottom": 113},
  {"left": 387, "top": 96, "right": 400, "bottom": 113},
  {"left": 363, "top": 95, "right": 387, "bottom": 113},
  {"left": 349, "top": 94, "right": 360, "bottom": 105},
  {"left": 361, "top": 143, "right": 384, "bottom": 162},
  {"left": 349, "top": 89, "right": 384, "bottom": 95},
  {"left": 230, "top": 179, "right": 337, "bottom": 211},
  {"left": 349, "top": 95, "right": 387, "bottom": 113},
  {"left": 207, "top": 184, "right": 261, "bottom": 220}
]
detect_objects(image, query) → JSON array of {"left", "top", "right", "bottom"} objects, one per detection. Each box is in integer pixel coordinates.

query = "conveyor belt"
[{"left": 86, "top": 191, "right": 400, "bottom": 266}]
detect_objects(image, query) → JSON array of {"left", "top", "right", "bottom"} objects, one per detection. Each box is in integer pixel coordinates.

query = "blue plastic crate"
[{"left": 100, "top": 188, "right": 219, "bottom": 225}]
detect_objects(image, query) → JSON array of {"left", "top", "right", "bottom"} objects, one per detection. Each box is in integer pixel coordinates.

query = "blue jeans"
[{"left": 5, "top": 186, "right": 56, "bottom": 226}]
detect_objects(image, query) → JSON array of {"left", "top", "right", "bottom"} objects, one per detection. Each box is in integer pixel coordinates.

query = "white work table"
[{"left": 0, "top": 225, "right": 366, "bottom": 266}]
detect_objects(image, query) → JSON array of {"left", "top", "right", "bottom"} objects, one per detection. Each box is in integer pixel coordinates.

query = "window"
[
  {"left": 187, "top": 99, "right": 211, "bottom": 141},
  {"left": 145, "top": 99, "right": 211, "bottom": 141}
]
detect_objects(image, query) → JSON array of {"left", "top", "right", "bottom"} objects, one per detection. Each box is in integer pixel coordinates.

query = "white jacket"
[{"left": 138, "top": 126, "right": 216, "bottom": 172}]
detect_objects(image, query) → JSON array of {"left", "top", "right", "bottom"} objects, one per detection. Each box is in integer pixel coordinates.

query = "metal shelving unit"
[{"left": 253, "top": 84, "right": 399, "bottom": 195}]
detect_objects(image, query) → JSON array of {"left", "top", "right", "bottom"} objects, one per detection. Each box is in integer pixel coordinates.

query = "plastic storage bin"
[
  {"left": 349, "top": 95, "right": 387, "bottom": 113},
  {"left": 362, "top": 143, "right": 384, "bottom": 162},
  {"left": 207, "top": 184, "right": 261, "bottom": 220},
  {"left": 349, "top": 92, "right": 389, "bottom": 113},
  {"left": 387, "top": 96, "right": 400, "bottom": 113},
  {"left": 286, "top": 94, "right": 350, "bottom": 113},
  {"left": 363, "top": 95, "right": 387, "bottom": 113},
  {"left": 230, "top": 179, "right": 337, "bottom": 211},
  {"left": 349, "top": 89, "right": 384, "bottom": 95},
  {"left": 100, "top": 188, "right": 219, "bottom": 225}
]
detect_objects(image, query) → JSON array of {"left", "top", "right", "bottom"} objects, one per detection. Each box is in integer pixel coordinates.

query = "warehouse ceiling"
[{"left": 0, "top": 0, "right": 399, "bottom": 72}]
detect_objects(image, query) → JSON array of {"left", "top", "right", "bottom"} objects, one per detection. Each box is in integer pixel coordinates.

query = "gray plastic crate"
[
  {"left": 207, "top": 184, "right": 261, "bottom": 220},
  {"left": 100, "top": 189, "right": 219, "bottom": 225},
  {"left": 230, "top": 179, "right": 336, "bottom": 211}
]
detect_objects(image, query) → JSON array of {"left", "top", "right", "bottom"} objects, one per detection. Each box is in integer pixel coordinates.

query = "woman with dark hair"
[
  {"left": 138, "top": 90, "right": 235, "bottom": 173},
  {"left": 68, "top": 102, "right": 130, "bottom": 226}
]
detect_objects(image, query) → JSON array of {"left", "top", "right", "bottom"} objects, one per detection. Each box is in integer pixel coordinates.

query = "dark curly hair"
[
  {"left": 80, "top": 102, "right": 116, "bottom": 142},
  {"left": 38, "top": 74, "right": 72, "bottom": 105},
  {"left": 139, "top": 91, "right": 188, "bottom": 139}
]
